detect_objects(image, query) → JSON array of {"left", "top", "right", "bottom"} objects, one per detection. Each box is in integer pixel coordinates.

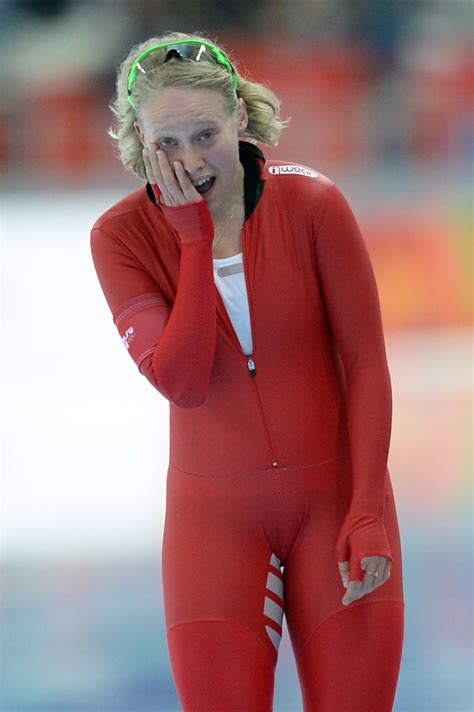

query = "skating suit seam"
[
  {"left": 168, "top": 454, "right": 346, "bottom": 478},
  {"left": 275, "top": 470, "right": 283, "bottom": 557},
  {"left": 167, "top": 618, "right": 276, "bottom": 661},
  {"left": 296, "top": 599, "right": 405, "bottom": 659}
]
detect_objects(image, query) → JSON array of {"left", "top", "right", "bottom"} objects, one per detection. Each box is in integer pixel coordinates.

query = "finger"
[
  {"left": 361, "top": 557, "right": 381, "bottom": 592},
  {"left": 343, "top": 556, "right": 392, "bottom": 604},
  {"left": 370, "top": 556, "right": 392, "bottom": 588},
  {"left": 149, "top": 147, "right": 172, "bottom": 203},
  {"left": 382, "top": 558, "right": 392, "bottom": 584},
  {"left": 145, "top": 145, "right": 171, "bottom": 204},
  {"left": 343, "top": 570, "right": 376, "bottom": 603},
  {"left": 156, "top": 149, "right": 185, "bottom": 205},
  {"left": 143, "top": 149, "right": 164, "bottom": 203},
  {"left": 342, "top": 580, "right": 362, "bottom": 605},
  {"left": 364, "top": 567, "right": 380, "bottom": 591},
  {"left": 338, "top": 561, "right": 349, "bottom": 588},
  {"left": 146, "top": 144, "right": 161, "bottom": 182},
  {"left": 173, "top": 161, "right": 202, "bottom": 202}
]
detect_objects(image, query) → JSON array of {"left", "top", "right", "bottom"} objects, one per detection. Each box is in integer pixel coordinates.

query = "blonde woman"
[{"left": 90, "top": 31, "right": 405, "bottom": 712}]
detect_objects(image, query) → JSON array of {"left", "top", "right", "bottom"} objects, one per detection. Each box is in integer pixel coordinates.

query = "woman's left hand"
[{"left": 338, "top": 556, "right": 392, "bottom": 606}]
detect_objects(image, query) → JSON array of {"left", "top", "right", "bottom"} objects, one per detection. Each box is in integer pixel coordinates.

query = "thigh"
[
  {"left": 282, "top": 457, "right": 405, "bottom": 711},
  {"left": 161, "top": 465, "right": 283, "bottom": 711},
  {"left": 295, "top": 600, "right": 405, "bottom": 712}
]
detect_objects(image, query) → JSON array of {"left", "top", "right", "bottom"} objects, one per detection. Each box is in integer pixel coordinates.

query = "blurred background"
[{"left": 1, "top": 0, "right": 472, "bottom": 710}]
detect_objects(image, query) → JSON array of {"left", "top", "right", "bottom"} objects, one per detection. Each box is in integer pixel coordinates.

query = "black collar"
[{"left": 145, "top": 140, "right": 266, "bottom": 221}]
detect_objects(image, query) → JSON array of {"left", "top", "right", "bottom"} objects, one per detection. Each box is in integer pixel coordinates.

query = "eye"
[
  {"left": 159, "top": 138, "right": 174, "bottom": 147},
  {"left": 199, "top": 131, "right": 214, "bottom": 141}
]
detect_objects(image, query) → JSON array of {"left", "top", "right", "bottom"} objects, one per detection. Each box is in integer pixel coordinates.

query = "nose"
[{"left": 176, "top": 144, "right": 205, "bottom": 176}]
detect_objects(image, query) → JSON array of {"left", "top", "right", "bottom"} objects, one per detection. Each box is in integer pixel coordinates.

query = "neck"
[{"left": 211, "top": 162, "right": 245, "bottom": 225}]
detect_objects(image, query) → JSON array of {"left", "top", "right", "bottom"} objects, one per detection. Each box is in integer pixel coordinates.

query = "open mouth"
[{"left": 194, "top": 176, "right": 216, "bottom": 195}]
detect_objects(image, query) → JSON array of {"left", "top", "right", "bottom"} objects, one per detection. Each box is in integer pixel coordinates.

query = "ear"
[
  {"left": 237, "top": 98, "right": 249, "bottom": 135},
  {"left": 133, "top": 120, "right": 145, "bottom": 145}
]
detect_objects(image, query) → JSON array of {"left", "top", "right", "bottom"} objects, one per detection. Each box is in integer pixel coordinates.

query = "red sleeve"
[
  {"left": 314, "top": 183, "right": 393, "bottom": 582},
  {"left": 90, "top": 218, "right": 216, "bottom": 408}
]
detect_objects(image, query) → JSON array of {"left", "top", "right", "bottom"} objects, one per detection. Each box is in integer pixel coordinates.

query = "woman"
[{"left": 91, "top": 30, "right": 405, "bottom": 712}]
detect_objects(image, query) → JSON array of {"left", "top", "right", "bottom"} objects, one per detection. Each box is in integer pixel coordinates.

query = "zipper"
[
  {"left": 243, "top": 238, "right": 256, "bottom": 376},
  {"left": 213, "top": 223, "right": 258, "bottom": 375},
  {"left": 213, "top": 223, "right": 278, "bottom": 468},
  {"left": 247, "top": 356, "right": 256, "bottom": 376}
]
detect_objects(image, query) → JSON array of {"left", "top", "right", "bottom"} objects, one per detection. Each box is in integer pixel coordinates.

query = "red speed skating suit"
[{"left": 91, "top": 141, "right": 405, "bottom": 711}]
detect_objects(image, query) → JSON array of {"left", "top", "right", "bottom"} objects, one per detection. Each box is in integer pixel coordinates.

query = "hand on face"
[{"left": 143, "top": 145, "right": 202, "bottom": 207}]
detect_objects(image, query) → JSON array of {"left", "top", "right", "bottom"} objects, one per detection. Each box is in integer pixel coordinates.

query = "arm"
[
  {"left": 314, "top": 183, "right": 393, "bottom": 582},
  {"left": 90, "top": 200, "right": 216, "bottom": 408}
]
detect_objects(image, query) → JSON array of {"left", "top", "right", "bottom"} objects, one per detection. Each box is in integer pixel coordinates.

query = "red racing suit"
[{"left": 91, "top": 141, "right": 405, "bottom": 712}]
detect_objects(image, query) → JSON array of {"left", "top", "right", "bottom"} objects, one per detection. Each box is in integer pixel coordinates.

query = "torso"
[{"left": 212, "top": 200, "right": 246, "bottom": 259}]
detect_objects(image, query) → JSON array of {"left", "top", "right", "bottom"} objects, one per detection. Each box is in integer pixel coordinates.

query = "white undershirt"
[{"left": 213, "top": 252, "right": 253, "bottom": 356}]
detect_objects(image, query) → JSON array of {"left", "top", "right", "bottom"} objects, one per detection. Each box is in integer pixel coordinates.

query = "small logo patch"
[
  {"left": 268, "top": 164, "right": 319, "bottom": 178},
  {"left": 121, "top": 326, "right": 135, "bottom": 350}
]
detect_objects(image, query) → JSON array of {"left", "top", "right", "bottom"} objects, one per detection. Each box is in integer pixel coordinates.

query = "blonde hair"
[{"left": 108, "top": 30, "right": 292, "bottom": 179}]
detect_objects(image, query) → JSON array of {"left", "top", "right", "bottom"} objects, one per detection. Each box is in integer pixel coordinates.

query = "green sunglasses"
[{"left": 127, "top": 39, "right": 239, "bottom": 109}]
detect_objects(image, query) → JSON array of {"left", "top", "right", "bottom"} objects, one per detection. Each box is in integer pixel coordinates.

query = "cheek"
[{"left": 214, "top": 144, "right": 240, "bottom": 176}]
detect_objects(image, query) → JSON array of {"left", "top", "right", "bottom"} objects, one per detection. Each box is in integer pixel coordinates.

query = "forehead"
[{"left": 141, "top": 87, "right": 231, "bottom": 133}]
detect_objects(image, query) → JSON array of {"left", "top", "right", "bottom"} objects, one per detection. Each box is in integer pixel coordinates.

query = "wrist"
[{"left": 160, "top": 200, "right": 214, "bottom": 244}]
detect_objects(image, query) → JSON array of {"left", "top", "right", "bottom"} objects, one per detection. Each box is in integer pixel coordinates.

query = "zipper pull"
[{"left": 247, "top": 356, "right": 256, "bottom": 376}]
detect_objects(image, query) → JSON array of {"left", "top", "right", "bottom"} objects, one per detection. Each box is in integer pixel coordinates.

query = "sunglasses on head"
[{"left": 127, "top": 39, "right": 239, "bottom": 109}]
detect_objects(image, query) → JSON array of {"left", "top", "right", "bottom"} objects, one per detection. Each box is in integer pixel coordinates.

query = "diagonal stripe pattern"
[{"left": 263, "top": 553, "right": 285, "bottom": 651}]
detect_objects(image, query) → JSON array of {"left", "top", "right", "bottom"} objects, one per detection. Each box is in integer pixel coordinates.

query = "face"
[{"left": 134, "top": 86, "right": 248, "bottom": 218}]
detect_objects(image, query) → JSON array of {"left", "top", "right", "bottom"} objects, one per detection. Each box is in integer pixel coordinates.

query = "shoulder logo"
[{"left": 268, "top": 164, "right": 319, "bottom": 178}]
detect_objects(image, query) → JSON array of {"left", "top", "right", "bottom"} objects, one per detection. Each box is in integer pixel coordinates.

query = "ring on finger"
[{"left": 365, "top": 569, "right": 380, "bottom": 589}]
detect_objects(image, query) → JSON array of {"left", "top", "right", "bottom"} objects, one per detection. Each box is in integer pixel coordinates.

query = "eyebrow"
[{"left": 152, "top": 120, "right": 219, "bottom": 137}]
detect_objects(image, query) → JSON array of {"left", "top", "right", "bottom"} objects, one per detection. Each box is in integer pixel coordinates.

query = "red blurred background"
[{"left": 2, "top": 2, "right": 472, "bottom": 329}]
